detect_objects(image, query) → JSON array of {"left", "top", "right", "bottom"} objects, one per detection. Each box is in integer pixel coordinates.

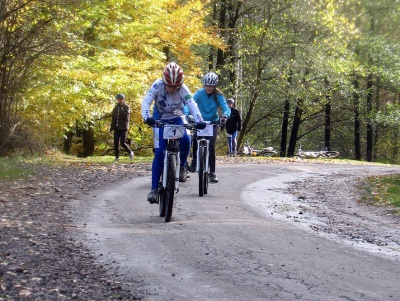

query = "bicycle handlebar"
[{"left": 151, "top": 120, "right": 206, "bottom": 130}]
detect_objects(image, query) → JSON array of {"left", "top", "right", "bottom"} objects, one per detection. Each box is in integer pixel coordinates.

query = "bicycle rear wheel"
[
  {"left": 165, "top": 153, "right": 176, "bottom": 222},
  {"left": 199, "top": 146, "right": 205, "bottom": 197},
  {"left": 324, "top": 151, "right": 340, "bottom": 158},
  {"left": 260, "top": 150, "right": 277, "bottom": 157}
]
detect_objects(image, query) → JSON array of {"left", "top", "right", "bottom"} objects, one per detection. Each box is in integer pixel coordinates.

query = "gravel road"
[
  {"left": 75, "top": 160, "right": 400, "bottom": 300},
  {"left": 1, "top": 158, "right": 400, "bottom": 300}
]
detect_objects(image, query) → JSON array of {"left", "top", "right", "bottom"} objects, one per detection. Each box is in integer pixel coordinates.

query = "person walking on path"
[
  {"left": 225, "top": 98, "right": 242, "bottom": 156},
  {"left": 110, "top": 93, "right": 134, "bottom": 161}
]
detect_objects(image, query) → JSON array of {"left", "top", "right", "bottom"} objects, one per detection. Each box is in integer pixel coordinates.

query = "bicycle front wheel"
[
  {"left": 199, "top": 146, "right": 205, "bottom": 197},
  {"left": 324, "top": 151, "right": 340, "bottom": 158},
  {"left": 260, "top": 150, "right": 277, "bottom": 157},
  {"left": 165, "top": 153, "right": 176, "bottom": 223},
  {"left": 158, "top": 180, "right": 165, "bottom": 217},
  {"left": 204, "top": 166, "right": 209, "bottom": 195}
]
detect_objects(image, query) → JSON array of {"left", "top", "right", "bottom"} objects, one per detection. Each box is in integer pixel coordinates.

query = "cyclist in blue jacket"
[
  {"left": 142, "top": 62, "right": 204, "bottom": 204},
  {"left": 190, "top": 72, "right": 230, "bottom": 183}
]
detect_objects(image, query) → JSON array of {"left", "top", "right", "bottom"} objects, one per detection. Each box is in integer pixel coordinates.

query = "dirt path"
[
  {"left": 75, "top": 162, "right": 400, "bottom": 300},
  {"left": 288, "top": 167, "right": 400, "bottom": 255},
  {"left": 1, "top": 159, "right": 400, "bottom": 300},
  {"left": 251, "top": 164, "right": 400, "bottom": 259}
]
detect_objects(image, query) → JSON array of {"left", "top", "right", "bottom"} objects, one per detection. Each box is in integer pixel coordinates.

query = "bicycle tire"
[
  {"left": 323, "top": 151, "right": 340, "bottom": 158},
  {"left": 158, "top": 180, "right": 165, "bottom": 217},
  {"left": 260, "top": 150, "right": 277, "bottom": 157},
  {"left": 204, "top": 166, "right": 209, "bottom": 195},
  {"left": 199, "top": 146, "right": 205, "bottom": 197},
  {"left": 164, "top": 153, "right": 176, "bottom": 223}
]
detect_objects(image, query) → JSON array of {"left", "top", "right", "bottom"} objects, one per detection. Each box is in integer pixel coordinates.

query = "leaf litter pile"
[{"left": 0, "top": 162, "right": 151, "bottom": 300}]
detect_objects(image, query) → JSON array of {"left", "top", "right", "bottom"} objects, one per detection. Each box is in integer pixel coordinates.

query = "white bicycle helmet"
[
  {"left": 162, "top": 62, "right": 184, "bottom": 87},
  {"left": 202, "top": 72, "right": 219, "bottom": 86}
]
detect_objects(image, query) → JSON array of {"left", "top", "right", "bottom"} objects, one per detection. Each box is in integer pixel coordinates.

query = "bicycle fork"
[{"left": 196, "top": 138, "right": 210, "bottom": 173}]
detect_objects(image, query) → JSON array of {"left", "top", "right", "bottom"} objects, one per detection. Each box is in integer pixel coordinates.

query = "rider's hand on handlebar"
[
  {"left": 144, "top": 117, "right": 156, "bottom": 126},
  {"left": 219, "top": 116, "right": 227, "bottom": 125},
  {"left": 196, "top": 122, "right": 206, "bottom": 130},
  {"left": 187, "top": 115, "right": 195, "bottom": 123}
]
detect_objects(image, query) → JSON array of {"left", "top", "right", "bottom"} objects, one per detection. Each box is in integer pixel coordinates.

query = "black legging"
[
  {"left": 192, "top": 125, "right": 218, "bottom": 173},
  {"left": 114, "top": 130, "right": 132, "bottom": 158}
]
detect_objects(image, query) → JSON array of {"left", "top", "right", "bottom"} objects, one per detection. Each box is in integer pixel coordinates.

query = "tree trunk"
[
  {"left": 280, "top": 99, "right": 290, "bottom": 157},
  {"left": 208, "top": 1, "right": 218, "bottom": 70},
  {"left": 288, "top": 68, "right": 309, "bottom": 156},
  {"left": 287, "top": 99, "right": 303, "bottom": 156},
  {"left": 324, "top": 77, "right": 331, "bottom": 150},
  {"left": 237, "top": 3, "right": 271, "bottom": 153},
  {"left": 373, "top": 76, "right": 381, "bottom": 161},
  {"left": 163, "top": 46, "right": 170, "bottom": 62},
  {"left": 216, "top": 0, "right": 227, "bottom": 70},
  {"left": 280, "top": 47, "right": 295, "bottom": 157},
  {"left": 79, "top": 121, "right": 94, "bottom": 157},
  {"left": 0, "top": 94, "right": 13, "bottom": 154},
  {"left": 366, "top": 72, "right": 374, "bottom": 162},
  {"left": 239, "top": 54, "right": 263, "bottom": 147},
  {"left": 353, "top": 75, "right": 361, "bottom": 161},
  {"left": 63, "top": 130, "right": 74, "bottom": 155},
  {"left": 75, "top": 20, "right": 99, "bottom": 157}
]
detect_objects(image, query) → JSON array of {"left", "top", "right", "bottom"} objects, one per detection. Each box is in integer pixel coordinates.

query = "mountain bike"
[
  {"left": 237, "top": 141, "right": 277, "bottom": 157},
  {"left": 153, "top": 120, "right": 201, "bottom": 222},
  {"left": 296, "top": 145, "right": 340, "bottom": 159},
  {"left": 194, "top": 122, "right": 214, "bottom": 197}
]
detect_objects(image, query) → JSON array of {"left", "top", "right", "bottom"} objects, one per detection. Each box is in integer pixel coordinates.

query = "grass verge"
[
  {"left": 43, "top": 152, "right": 152, "bottom": 165},
  {"left": 0, "top": 157, "right": 36, "bottom": 180},
  {"left": 359, "top": 174, "right": 400, "bottom": 214},
  {"left": 0, "top": 153, "right": 152, "bottom": 181}
]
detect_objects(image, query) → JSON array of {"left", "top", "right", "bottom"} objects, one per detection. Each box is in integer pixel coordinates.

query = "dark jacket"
[
  {"left": 225, "top": 107, "right": 242, "bottom": 134},
  {"left": 110, "top": 103, "right": 130, "bottom": 131}
]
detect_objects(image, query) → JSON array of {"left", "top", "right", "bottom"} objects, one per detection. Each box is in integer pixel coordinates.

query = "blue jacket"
[{"left": 193, "top": 88, "right": 230, "bottom": 122}]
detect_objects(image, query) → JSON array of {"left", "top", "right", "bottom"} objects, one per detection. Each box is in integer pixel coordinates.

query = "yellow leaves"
[
  {"left": 12, "top": 0, "right": 226, "bottom": 153},
  {"left": 161, "top": 2, "right": 221, "bottom": 42},
  {"left": 373, "top": 195, "right": 381, "bottom": 201}
]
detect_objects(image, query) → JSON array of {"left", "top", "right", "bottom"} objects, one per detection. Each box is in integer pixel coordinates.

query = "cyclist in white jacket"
[{"left": 142, "top": 62, "right": 204, "bottom": 204}]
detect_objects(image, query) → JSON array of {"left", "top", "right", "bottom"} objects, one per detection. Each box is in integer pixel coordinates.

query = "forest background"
[{"left": 0, "top": 0, "right": 399, "bottom": 164}]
